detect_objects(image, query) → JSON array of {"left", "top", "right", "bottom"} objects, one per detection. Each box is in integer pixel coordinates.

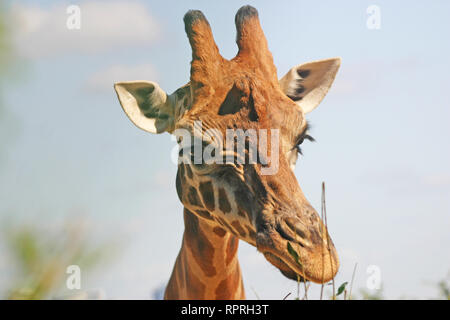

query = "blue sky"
[{"left": 0, "top": 0, "right": 449, "bottom": 299}]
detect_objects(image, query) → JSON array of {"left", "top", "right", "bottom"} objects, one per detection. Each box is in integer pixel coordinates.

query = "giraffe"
[{"left": 114, "top": 6, "right": 341, "bottom": 300}]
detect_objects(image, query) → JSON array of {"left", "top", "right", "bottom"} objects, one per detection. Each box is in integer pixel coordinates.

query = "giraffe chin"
[{"left": 263, "top": 252, "right": 306, "bottom": 282}]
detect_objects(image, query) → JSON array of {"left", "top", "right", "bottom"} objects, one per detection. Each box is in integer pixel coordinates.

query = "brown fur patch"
[
  {"left": 199, "top": 181, "right": 215, "bottom": 211},
  {"left": 184, "top": 209, "right": 217, "bottom": 277},
  {"left": 245, "top": 225, "right": 256, "bottom": 240},
  {"left": 218, "top": 188, "right": 232, "bottom": 213},
  {"left": 226, "top": 236, "right": 238, "bottom": 265},
  {"left": 187, "top": 187, "right": 202, "bottom": 207},
  {"left": 179, "top": 163, "right": 185, "bottom": 178},
  {"left": 195, "top": 209, "right": 214, "bottom": 221},
  {"left": 213, "top": 226, "right": 227, "bottom": 237},
  {"left": 185, "top": 164, "right": 193, "bottom": 179},
  {"left": 216, "top": 216, "right": 237, "bottom": 236},
  {"left": 215, "top": 269, "right": 240, "bottom": 300},
  {"left": 184, "top": 263, "right": 206, "bottom": 299},
  {"left": 233, "top": 189, "right": 254, "bottom": 222},
  {"left": 231, "top": 221, "right": 247, "bottom": 238}
]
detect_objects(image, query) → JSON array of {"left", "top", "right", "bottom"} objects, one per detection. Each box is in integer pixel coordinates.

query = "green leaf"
[
  {"left": 336, "top": 282, "right": 348, "bottom": 296},
  {"left": 287, "top": 242, "right": 302, "bottom": 267}
]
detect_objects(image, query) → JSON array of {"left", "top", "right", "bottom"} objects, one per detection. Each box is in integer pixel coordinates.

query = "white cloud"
[
  {"left": 85, "top": 63, "right": 158, "bottom": 92},
  {"left": 11, "top": 1, "right": 160, "bottom": 59}
]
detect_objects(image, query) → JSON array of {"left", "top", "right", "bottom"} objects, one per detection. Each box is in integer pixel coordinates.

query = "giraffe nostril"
[
  {"left": 284, "top": 217, "right": 308, "bottom": 240},
  {"left": 277, "top": 219, "right": 307, "bottom": 248},
  {"left": 276, "top": 222, "right": 295, "bottom": 241}
]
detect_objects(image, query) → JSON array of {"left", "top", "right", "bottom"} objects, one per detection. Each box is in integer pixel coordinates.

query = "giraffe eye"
[{"left": 294, "top": 133, "right": 314, "bottom": 155}]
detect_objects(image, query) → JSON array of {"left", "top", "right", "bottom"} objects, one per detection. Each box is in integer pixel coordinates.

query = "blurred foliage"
[
  {"left": 0, "top": 3, "right": 11, "bottom": 76},
  {"left": 0, "top": 2, "right": 14, "bottom": 90},
  {"left": 357, "top": 285, "right": 384, "bottom": 300},
  {"left": 0, "top": 5, "right": 118, "bottom": 301},
  {"left": 0, "top": 3, "right": 14, "bottom": 166},
  {"left": 2, "top": 220, "right": 117, "bottom": 300},
  {"left": 436, "top": 272, "right": 450, "bottom": 300}
]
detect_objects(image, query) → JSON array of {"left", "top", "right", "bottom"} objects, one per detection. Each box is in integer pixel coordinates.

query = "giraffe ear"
[
  {"left": 279, "top": 58, "right": 341, "bottom": 114},
  {"left": 114, "top": 81, "right": 175, "bottom": 134}
]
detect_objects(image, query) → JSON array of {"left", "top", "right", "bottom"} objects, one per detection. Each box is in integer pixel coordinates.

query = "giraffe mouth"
[
  {"left": 256, "top": 220, "right": 339, "bottom": 283},
  {"left": 263, "top": 252, "right": 305, "bottom": 282}
]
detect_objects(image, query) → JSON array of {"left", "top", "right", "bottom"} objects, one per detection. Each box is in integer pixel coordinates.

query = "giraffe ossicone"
[{"left": 114, "top": 5, "right": 341, "bottom": 299}]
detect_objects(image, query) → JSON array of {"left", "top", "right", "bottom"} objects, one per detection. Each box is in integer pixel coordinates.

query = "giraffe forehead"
[{"left": 176, "top": 67, "right": 302, "bottom": 132}]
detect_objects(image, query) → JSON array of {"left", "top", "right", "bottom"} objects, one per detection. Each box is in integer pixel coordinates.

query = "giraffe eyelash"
[{"left": 293, "top": 127, "right": 315, "bottom": 155}]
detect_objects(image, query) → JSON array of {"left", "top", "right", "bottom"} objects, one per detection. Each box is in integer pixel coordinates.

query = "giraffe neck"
[{"left": 164, "top": 208, "right": 245, "bottom": 299}]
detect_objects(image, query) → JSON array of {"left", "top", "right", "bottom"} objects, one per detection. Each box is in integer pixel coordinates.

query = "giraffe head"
[{"left": 115, "top": 6, "right": 341, "bottom": 284}]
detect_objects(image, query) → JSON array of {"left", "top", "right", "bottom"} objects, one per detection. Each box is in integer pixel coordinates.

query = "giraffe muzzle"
[{"left": 256, "top": 214, "right": 339, "bottom": 284}]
